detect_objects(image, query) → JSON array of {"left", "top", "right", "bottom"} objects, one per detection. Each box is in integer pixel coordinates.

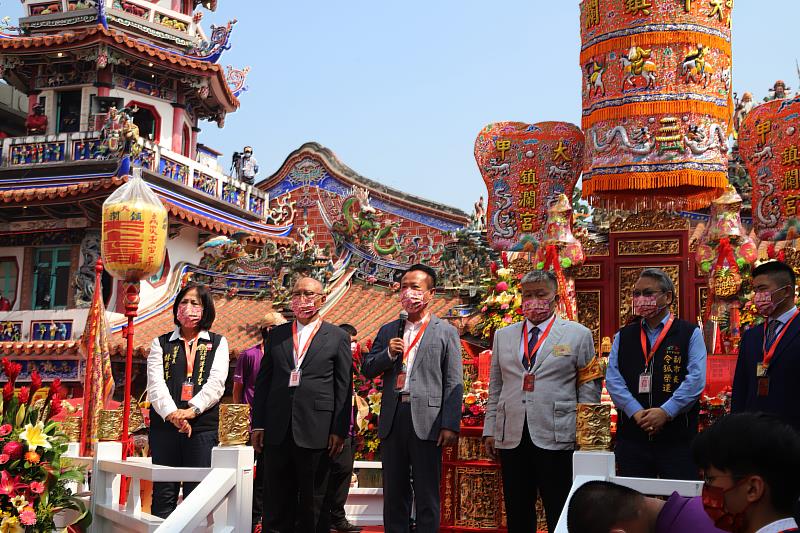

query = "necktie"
[
  {"left": 523, "top": 326, "right": 539, "bottom": 371},
  {"left": 766, "top": 320, "right": 782, "bottom": 349}
]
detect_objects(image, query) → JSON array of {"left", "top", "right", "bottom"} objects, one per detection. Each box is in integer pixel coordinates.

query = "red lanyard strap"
[
  {"left": 640, "top": 314, "right": 674, "bottom": 370},
  {"left": 183, "top": 337, "right": 199, "bottom": 378},
  {"left": 762, "top": 309, "right": 800, "bottom": 368},
  {"left": 402, "top": 316, "right": 431, "bottom": 365},
  {"left": 292, "top": 320, "right": 322, "bottom": 368},
  {"left": 523, "top": 317, "right": 555, "bottom": 370}
]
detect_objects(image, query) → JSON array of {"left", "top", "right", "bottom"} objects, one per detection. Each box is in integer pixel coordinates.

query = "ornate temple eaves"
[
  {"left": 260, "top": 142, "right": 470, "bottom": 227},
  {"left": 0, "top": 25, "right": 238, "bottom": 112}
]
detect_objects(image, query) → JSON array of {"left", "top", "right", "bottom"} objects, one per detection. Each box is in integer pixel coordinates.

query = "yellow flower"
[
  {"left": 0, "top": 516, "right": 23, "bottom": 533},
  {"left": 9, "top": 495, "right": 27, "bottom": 512},
  {"left": 19, "top": 422, "right": 51, "bottom": 452},
  {"left": 496, "top": 268, "right": 511, "bottom": 279}
]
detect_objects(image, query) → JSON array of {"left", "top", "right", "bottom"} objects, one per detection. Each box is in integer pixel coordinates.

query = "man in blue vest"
[
  {"left": 606, "top": 268, "right": 706, "bottom": 479},
  {"left": 732, "top": 260, "right": 800, "bottom": 431}
]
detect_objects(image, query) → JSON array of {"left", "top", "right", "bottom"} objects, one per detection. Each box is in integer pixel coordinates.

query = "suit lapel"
[
  {"left": 768, "top": 312, "right": 800, "bottom": 368},
  {"left": 532, "top": 317, "right": 565, "bottom": 373},
  {"left": 506, "top": 321, "right": 526, "bottom": 371},
  {"left": 413, "top": 315, "right": 439, "bottom": 362},
  {"left": 300, "top": 322, "right": 328, "bottom": 370}
]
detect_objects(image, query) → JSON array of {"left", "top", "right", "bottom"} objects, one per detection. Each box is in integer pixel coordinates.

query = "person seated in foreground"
[
  {"left": 567, "top": 480, "right": 726, "bottom": 533},
  {"left": 692, "top": 412, "right": 800, "bottom": 533}
]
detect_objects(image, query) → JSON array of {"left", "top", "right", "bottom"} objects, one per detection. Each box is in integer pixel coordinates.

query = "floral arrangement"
[
  {"left": 352, "top": 342, "right": 382, "bottom": 461},
  {"left": 472, "top": 254, "right": 524, "bottom": 339},
  {"left": 698, "top": 387, "right": 732, "bottom": 432},
  {"left": 0, "top": 358, "right": 90, "bottom": 532},
  {"left": 461, "top": 381, "right": 488, "bottom": 427}
]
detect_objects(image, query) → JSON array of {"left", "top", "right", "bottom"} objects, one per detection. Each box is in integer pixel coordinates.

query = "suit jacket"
[
  {"left": 732, "top": 314, "right": 800, "bottom": 431},
  {"left": 362, "top": 314, "right": 463, "bottom": 441},
  {"left": 482, "top": 317, "right": 602, "bottom": 451},
  {"left": 252, "top": 320, "right": 352, "bottom": 449}
]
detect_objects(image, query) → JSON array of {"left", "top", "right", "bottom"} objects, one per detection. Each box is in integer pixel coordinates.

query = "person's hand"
[
  {"left": 638, "top": 408, "right": 669, "bottom": 436},
  {"left": 437, "top": 429, "right": 459, "bottom": 447},
  {"left": 328, "top": 434, "right": 344, "bottom": 458},
  {"left": 483, "top": 437, "right": 497, "bottom": 461},
  {"left": 632, "top": 409, "right": 645, "bottom": 426},
  {"left": 166, "top": 410, "right": 185, "bottom": 430},
  {"left": 388, "top": 338, "right": 405, "bottom": 358},
  {"left": 252, "top": 430, "right": 264, "bottom": 454},
  {"left": 178, "top": 420, "right": 192, "bottom": 438}
]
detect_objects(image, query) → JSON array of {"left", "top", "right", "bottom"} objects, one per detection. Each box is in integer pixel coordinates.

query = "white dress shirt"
[
  {"left": 146, "top": 328, "right": 230, "bottom": 421},
  {"left": 294, "top": 317, "right": 321, "bottom": 368},
  {"left": 389, "top": 315, "right": 430, "bottom": 393},
  {"left": 518, "top": 314, "right": 556, "bottom": 368},
  {"left": 755, "top": 517, "right": 798, "bottom": 533}
]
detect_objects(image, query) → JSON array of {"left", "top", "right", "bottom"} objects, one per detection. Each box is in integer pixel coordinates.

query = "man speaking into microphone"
[{"left": 363, "top": 264, "right": 463, "bottom": 533}]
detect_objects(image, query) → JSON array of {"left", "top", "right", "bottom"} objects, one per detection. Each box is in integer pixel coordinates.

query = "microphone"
[{"left": 397, "top": 310, "right": 408, "bottom": 339}]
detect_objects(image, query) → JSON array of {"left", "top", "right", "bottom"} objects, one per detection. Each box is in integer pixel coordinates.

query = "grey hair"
[
  {"left": 639, "top": 268, "right": 675, "bottom": 295},
  {"left": 520, "top": 270, "right": 558, "bottom": 291}
]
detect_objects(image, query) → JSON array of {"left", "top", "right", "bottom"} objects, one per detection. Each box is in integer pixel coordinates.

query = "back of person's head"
[
  {"left": 567, "top": 480, "right": 645, "bottom": 533},
  {"left": 692, "top": 412, "right": 800, "bottom": 514},
  {"left": 339, "top": 323, "right": 357, "bottom": 337}
]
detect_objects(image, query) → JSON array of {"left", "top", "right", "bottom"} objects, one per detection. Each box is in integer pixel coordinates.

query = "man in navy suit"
[{"left": 732, "top": 260, "right": 800, "bottom": 431}]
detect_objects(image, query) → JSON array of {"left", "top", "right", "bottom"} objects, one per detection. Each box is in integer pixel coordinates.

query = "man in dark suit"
[
  {"left": 362, "top": 264, "right": 463, "bottom": 533},
  {"left": 733, "top": 260, "right": 800, "bottom": 431},
  {"left": 252, "top": 277, "right": 353, "bottom": 533}
]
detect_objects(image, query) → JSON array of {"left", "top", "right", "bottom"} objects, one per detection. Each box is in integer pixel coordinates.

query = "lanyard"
[
  {"left": 762, "top": 309, "right": 800, "bottom": 368},
  {"left": 292, "top": 319, "right": 322, "bottom": 369},
  {"left": 182, "top": 337, "right": 200, "bottom": 379},
  {"left": 640, "top": 314, "right": 674, "bottom": 370},
  {"left": 402, "top": 316, "right": 431, "bottom": 365},
  {"left": 522, "top": 316, "right": 555, "bottom": 372}
]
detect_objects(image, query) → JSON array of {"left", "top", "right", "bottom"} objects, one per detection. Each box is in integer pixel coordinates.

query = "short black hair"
[
  {"left": 567, "top": 481, "right": 644, "bottom": 533},
  {"left": 172, "top": 283, "right": 216, "bottom": 331},
  {"left": 692, "top": 413, "right": 800, "bottom": 513},
  {"left": 752, "top": 260, "right": 796, "bottom": 289},
  {"left": 339, "top": 323, "right": 357, "bottom": 337},
  {"left": 403, "top": 263, "right": 437, "bottom": 289}
]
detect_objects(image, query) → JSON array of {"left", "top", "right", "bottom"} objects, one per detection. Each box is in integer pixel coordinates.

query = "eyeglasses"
[
  {"left": 632, "top": 290, "right": 664, "bottom": 298},
  {"left": 291, "top": 291, "right": 322, "bottom": 300}
]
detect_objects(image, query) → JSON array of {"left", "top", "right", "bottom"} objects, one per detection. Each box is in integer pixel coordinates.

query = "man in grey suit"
[
  {"left": 362, "top": 263, "right": 463, "bottom": 533},
  {"left": 483, "top": 270, "right": 603, "bottom": 533}
]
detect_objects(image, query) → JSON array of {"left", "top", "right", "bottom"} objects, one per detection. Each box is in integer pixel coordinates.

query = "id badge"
[
  {"left": 756, "top": 363, "right": 767, "bottom": 377},
  {"left": 395, "top": 372, "right": 407, "bottom": 391},
  {"left": 180, "top": 380, "right": 193, "bottom": 401},
  {"left": 638, "top": 373, "right": 652, "bottom": 394},
  {"left": 289, "top": 369, "right": 302, "bottom": 387},
  {"left": 522, "top": 373, "right": 535, "bottom": 392},
  {"left": 757, "top": 376, "right": 770, "bottom": 397}
]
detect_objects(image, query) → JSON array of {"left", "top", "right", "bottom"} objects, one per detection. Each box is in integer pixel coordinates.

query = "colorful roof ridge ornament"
[
  {"left": 226, "top": 65, "right": 250, "bottom": 98},
  {"left": 474, "top": 121, "right": 585, "bottom": 252},
  {"left": 580, "top": 0, "right": 732, "bottom": 211},
  {"left": 739, "top": 95, "right": 800, "bottom": 241}
]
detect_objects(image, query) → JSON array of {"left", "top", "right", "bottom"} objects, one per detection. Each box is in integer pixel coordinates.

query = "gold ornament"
[
  {"left": 576, "top": 403, "right": 612, "bottom": 451},
  {"left": 218, "top": 404, "right": 250, "bottom": 446},
  {"left": 60, "top": 415, "right": 82, "bottom": 442}
]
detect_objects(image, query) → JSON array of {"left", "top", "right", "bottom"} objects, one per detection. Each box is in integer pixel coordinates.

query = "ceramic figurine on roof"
[{"left": 764, "top": 80, "right": 791, "bottom": 102}]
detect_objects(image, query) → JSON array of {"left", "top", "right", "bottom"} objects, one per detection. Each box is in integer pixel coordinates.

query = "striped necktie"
[
  {"left": 523, "top": 326, "right": 539, "bottom": 371},
  {"left": 766, "top": 319, "right": 782, "bottom": 349}
]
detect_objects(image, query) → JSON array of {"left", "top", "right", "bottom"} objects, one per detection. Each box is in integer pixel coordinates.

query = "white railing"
[
  {"left": 347, "top": 460, "right": 384, "bottom": 526},
  {"left": 554, "top": 451, "right": 704, "bottom": 533},
  {"left": 67, "top": 442, "right": 253, "bottom": 533},
  {"left": 0, "top": 132, "right": 268, "bottom": 219}
]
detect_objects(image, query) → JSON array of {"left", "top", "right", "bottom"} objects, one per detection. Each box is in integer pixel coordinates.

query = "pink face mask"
[
  {"left": 400, "top": 288, "right": 428, "bottom": 314},
  {"left": 522, "top": 298, "right": 554, "bottom": 323},
  {"left": 177, "top": 304, "right": 202, "bottom": 329},
  {"left": 633, "top": 295, "right": 660, "bottom": 319},
  {"left": 753, "top": 286, "right": 789, "bottom": 317},
  {"left": 291, "top": 296, "right": 318, "bottom": 319}
]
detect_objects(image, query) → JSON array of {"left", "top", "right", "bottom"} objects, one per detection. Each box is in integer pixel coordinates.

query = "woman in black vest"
[{"left": 146, "top": 283, "right": 230, "bottom": 518}]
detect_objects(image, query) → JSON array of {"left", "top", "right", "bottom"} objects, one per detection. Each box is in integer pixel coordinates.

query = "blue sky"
[{"left": 4, "top": 1, "right": 798, "bottom": 211}]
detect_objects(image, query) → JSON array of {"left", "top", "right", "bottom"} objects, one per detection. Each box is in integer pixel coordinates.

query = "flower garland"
[
  {"left": 0, "top": 358, "right": 90, "bottom": 532},
  {"left": 472, "top": 254, "right": 524, "bottom": 340},
  {"left": 352, "top": 342, "right": 382, "bottom": 461}
]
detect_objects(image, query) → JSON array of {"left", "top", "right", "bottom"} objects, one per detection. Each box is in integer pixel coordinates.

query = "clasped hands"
[
  {"left": 166, "top": 408, "right": 197, "bottom": 437},
  {"left": 633, "top": 407, "right": 669, "bottom": 437}
]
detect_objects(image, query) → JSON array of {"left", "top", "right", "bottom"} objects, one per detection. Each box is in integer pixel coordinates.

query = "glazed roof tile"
[
  {"left": 0, "top": 176, "right": 125, "bottom": 202},
  {"left": 0, "top": 26, "right": 238, "bottom": 109},
  {"left": 0, "top": 341, "right": 81, "bottom": 357}
]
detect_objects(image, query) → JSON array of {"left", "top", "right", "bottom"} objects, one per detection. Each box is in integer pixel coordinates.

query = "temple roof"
[
  {"left": 260, "top": 142, "right": 470, "bottom": 228},
  {"left": 0, "top": 341, "right": 81, "bottom": 357},
  {"left": 109, "top": 281, "right": 461, "bottom": 358},
  {"left": 0, "top": 25, "right": 238, "bottom": 114}
]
